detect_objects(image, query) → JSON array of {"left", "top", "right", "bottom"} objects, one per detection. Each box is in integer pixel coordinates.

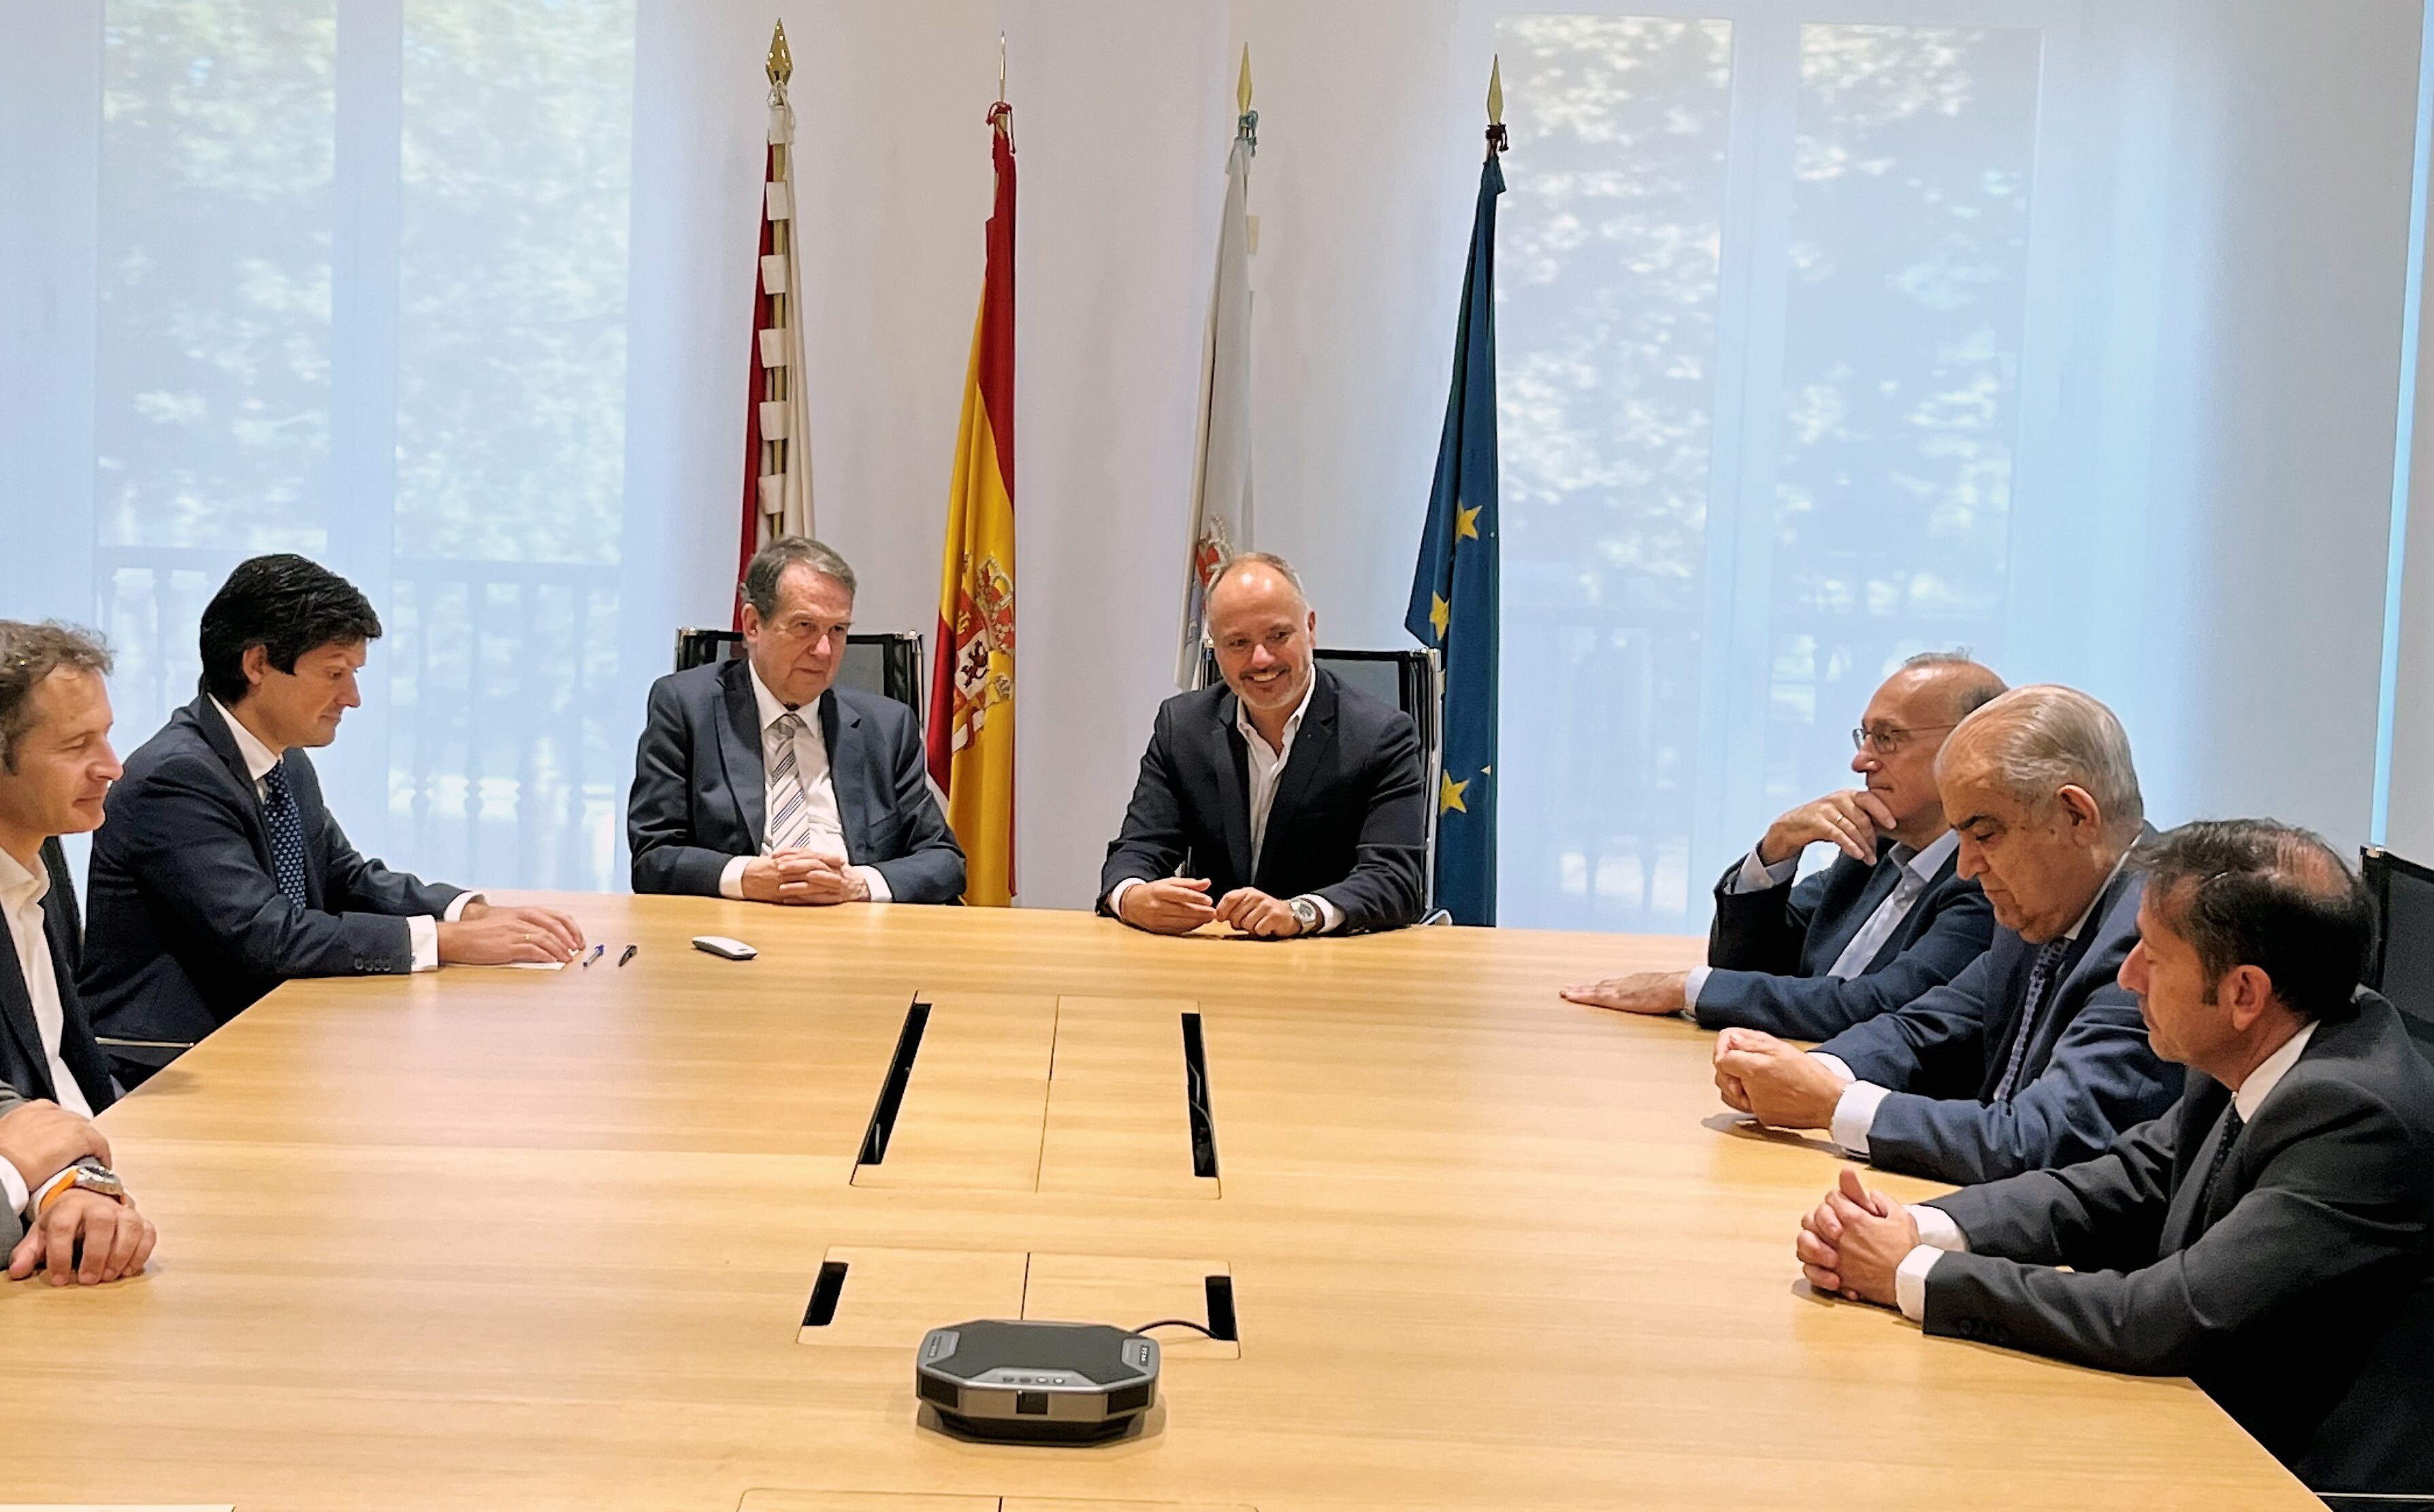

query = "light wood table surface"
[{"left": 0, "top": 896, "right": 2317, "bottom": 1511}]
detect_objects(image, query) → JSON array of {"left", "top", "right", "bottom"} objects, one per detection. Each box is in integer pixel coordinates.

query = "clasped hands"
[
  {"left": 0, "top": 1100, "right": 156, "bottom": 1287},
  {"left": 1118, "top": 877, "right": 1306, "bottom": 937},
  {"left": 740, "top": 849, "right": 871, "bottom": 906},
  {"left": 1796, "top": 1168, "right": 1919, "bottom": 1309},
  {"left": 1712, "top": 1028, "right": 1849, "bottom": 1132}
]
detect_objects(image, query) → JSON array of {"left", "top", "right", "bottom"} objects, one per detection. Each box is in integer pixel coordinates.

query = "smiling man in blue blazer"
[{"left": 628, "top": 537, "right": 964, "bottom": 906}]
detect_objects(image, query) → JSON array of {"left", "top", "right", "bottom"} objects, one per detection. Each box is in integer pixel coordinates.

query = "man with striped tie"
[
  {"left": 627, "top": 538, "right": 963, "bottom": 906},
  {"left": 1796, "top": 820, "right": 2434, "bottom": 1499},
  {"left": 81, "top": 555, "right": 585, "bottom": 1087},
  {"left": 1708, "top": 686, "right": 2181, "bottom": 1184}
]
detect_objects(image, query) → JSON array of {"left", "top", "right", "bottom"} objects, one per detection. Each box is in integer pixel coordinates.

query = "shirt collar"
[
  {"left": 210, "top": 696, "right": 285, "bottom": 784},
  {"left": 2060, "top": 851, "right": 2132, "bottom": 943},
  {"left": 2233, "top": 1019, "right": 2318, "bottom": 1122},
  {"left": 0, "top": 844, "right": 45, "bottom": 913},
  {"left": 746, "top": 661, "right": 820, "bottom": 736},
  {"left": 1233, "top": 672, "right": 1317, "bottom": 755},
  {"left": 1898, "top": 827, "right": 1960, "bottom": 883}
]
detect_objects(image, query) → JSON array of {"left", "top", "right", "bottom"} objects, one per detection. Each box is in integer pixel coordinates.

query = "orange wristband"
[{"left": 35, "top": 1174, "right": 121, "bottom": 1219}]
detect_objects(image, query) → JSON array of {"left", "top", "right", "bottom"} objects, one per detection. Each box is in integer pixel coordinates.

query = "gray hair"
[
  {"left": 1899, "top": 648, "right": 2008, "bottom": 722},
  {"left": 741, "top": 536, "right": 857, "bottom": 619},
  {"left": 1942, "top": 684, "right": 2145, "bottom": 840},
  {"left": 0, "top": 621, "right": 112, "bottom": 771},
  {"left": 1207, "top": 551, "right": 1305, "bottom": 602}
]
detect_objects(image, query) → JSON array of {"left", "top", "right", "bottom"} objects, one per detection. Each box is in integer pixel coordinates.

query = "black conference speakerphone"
[{"left": 914, "top": 1319, "right": 1161, "bottom": 1443}]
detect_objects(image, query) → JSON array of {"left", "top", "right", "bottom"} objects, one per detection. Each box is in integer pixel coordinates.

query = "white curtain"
[{"left": 3, "top": 0, "right": 2426, "bottom": 921}]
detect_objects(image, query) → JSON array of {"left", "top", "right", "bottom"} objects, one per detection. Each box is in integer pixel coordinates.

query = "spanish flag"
[{"left": 926, "top": 101, "right": 1018, "bottom": 905}]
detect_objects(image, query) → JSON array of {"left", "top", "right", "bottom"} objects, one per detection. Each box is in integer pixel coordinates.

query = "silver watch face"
[
  {"left": 1291, "top": 898, "right": 1320, "bottom": 928},
  {"left": 74, "top": 1167, "right": 125, "bottom": 1199}
]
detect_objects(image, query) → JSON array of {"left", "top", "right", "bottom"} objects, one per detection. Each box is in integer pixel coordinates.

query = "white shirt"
[
  {"left": 0, "top": 845, "right": 95, "bottom": 1217},
  {"left": 210, "top": 699, "right": 476, "bottom": 968},
  {"left": 1686, "top": 829, "right": 1961, "bottom": 1008},
  {"left": 714, "top": 666, "right": 893, "bottom": 904},
  {"left": 1893, "top": 1019, "right": 2320, "bottom": 1319},
  {"left": 1106, "top": 676, "right": 1342, "bottom": 934},
  {"left": 1816, "top": 851, "right": 2131, "bottom": 1157}
]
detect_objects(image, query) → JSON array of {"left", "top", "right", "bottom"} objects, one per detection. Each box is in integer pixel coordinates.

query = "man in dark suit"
[
  {"left": 1798, "top": 819, "right": 2434, "bottom": 1498},
  {"left": 1563, "top": 652, "right": 2003, "bottom": 1036},
  {"left": 1713, "top": 686, "right": 2180, "bottom": 1183},
  {"left": 83, "top": 557, "right": 585, "bottom": 1086},
  {"left": 1101, "top": 553, "right": 1426, "bottom": 937},
  {"left": 628, "top": 536, "right": 963, "bottom": 904},
  {"left": 0, "top": 620, "right": 158, "bottom": 1283}
]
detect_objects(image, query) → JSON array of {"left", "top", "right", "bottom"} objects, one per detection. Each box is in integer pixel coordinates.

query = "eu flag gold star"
[
  {"left": 1428, "top": 593, "right": 1450, "bottom": 641},
  {"left": 1455, "top": 505, "right": 1482, "bottom": 540},
  {"left": 1439, "top": 770, "right": 1470, "bottom": 814}
]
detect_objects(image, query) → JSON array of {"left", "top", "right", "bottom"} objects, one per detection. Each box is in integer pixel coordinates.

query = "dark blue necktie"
[
  {"left": 1992, "top": 937, "right": 2071, "bottom": 1102},
  {"left": 260, "top": 763, "right": 311, "bottom": 909}
]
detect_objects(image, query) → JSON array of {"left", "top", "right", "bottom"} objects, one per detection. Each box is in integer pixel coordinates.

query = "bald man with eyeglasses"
[{"left": 1565, "top": 653, "right": 2005, "bottom": 1040}]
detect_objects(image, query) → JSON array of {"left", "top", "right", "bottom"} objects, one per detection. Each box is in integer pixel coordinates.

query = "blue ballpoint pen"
[{"left": 581, "top": 942, "right": 604, "bottom": 968}]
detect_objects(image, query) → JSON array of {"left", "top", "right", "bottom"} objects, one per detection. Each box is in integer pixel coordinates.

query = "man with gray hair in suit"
[
  {"left": 1712, "top": 685, "right": 2181, "bottom": 1184},
  {"left": 628, "top": 536, "right": 965, "bottom": 904}
]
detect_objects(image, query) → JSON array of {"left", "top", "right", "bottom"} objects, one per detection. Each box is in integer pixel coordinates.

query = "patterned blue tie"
[
  {"left": 260, "top": 763, "right": 312, "bottom": 909},
  {"left": 1992, "top": 937, "right": 2071, "bottom": 1102}
]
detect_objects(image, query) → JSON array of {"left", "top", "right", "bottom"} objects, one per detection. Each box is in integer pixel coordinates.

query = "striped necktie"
[
  {"left": 1992, "top": 937, "right": 2071, "bottom": 1102},
  {"left": 2188, "top": 1105, "right": 2245, "bottom": 1230},
  {"left": 765, "top": 710, "right": 816, "bottom": 855}
]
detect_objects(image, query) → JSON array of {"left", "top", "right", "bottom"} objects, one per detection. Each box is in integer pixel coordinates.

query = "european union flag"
[{"left": 1404, "top": 153, "right": 1502, "bottom": 925}]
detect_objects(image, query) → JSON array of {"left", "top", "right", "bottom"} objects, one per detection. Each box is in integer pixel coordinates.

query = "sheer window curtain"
[{"left": 3, "top": 0, "right": 2424, "bottom": 921}]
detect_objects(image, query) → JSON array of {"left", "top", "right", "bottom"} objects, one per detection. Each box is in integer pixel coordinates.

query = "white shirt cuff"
[
  {"left": 1683, "top": 964, "right": 1712, "bottom": 1015},
  {"left": 1895, "top": 1245, "right": 1945, "bottom": 1322},
  {"left": 0, "top": 1160, "right": 27, "bottom": 1218},
  {"left": 1300, "top": 895, "right": 1343, "bottom": 934},
  {"left": 719, "top": 855, "right": 750, "bottom": 901},
  {"left": 1825, "top": 1070, "right": 1889, "bottom": 1157},
  {"left": 1106, "top": 876, "right": 1146, "bottom": 921},
  {"left": 1726, "top": 847, "right": 1802, "bottom": 895},
  {"left": 408, "top": 915, "right": 438, "bottom": 972},
  {"left": 854, "top": 865, "right": 892, "bottom": 904},
  {"left": 1909, "top": 1204, "right": 1969, "bottom": 1254},
  {"left": 444, "top": 891, "right": 483, "bottom": 922}
]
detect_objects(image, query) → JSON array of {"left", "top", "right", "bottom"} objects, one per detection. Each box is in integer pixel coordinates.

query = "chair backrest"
[
  {"left": 672, "top": 629, "right": 926, "bottom": 723},
  {"left": 1199, "top": 646, "right": 1446, "bottom": 906},
  {"left": 2360, "top": 847, "right": 2434, "bottom": 1065}
]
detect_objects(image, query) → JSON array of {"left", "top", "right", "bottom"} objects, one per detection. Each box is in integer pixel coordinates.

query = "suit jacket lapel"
[
  {"left": 716, "top": 659, "right": 768, "bottom": 849},
  {"left": 819, "top": 690, "right": 874, "bottom": 862},
  {"left": 2162, "top": 1089, "right": 2239, "bottom": 1253},
  {"left": 1259, "top": 672, "right": 1340, "bottom": 891},
  {"left": 0, "top": 925, "right": 54, "bottom": 1101},
  {"left": 42, "top": 890, "right": 108, "bottom": 1111},
  {"left": 1209, "top": 691, "right": 1255, "bottom": 887},
  {"left": 187, "top": 695, "right": 278, "bottom": 872}
]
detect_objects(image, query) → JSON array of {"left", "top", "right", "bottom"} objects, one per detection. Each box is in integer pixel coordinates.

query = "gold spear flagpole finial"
[
  {"left": 1485, "top": 54, "right": 1507, "bottom": 156},
  {"left": 766, "top": 19, "right": 792, "bottom": 90},
  {"left": 1237, "top": 44, "right": 1252, "bottom": 116}
]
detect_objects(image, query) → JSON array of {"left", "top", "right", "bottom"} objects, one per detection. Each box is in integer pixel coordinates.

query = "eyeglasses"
[{"left": 1851, "top": 723, "right": 1957, "bottom": 755}]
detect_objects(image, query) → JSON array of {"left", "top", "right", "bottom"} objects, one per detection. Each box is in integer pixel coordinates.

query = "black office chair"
[
  {"left": 673, "top": 628, "right": 925, "bottom": 725},
  {"left": 2359, "top": 847, "right": 2434, "bottom": 1066},
  {"left": 1199, "top": 646, "right": 1446, "bottom": 905},
  {"left": 38, "top": 835, "right": 80, "bottom": 974}
]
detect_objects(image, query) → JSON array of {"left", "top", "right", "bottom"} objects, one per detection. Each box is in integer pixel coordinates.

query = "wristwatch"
[
  {"left": 37, "top": 1165, "right": 126, "bottom": 1217},
  {"left": 1288, "top": 896, "right": 1323, "bottom": 935}
]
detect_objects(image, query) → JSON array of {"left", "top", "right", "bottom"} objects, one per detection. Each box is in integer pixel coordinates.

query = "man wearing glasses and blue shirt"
[{"left": 1565, "top": 653, "right": 2004, "bottom": 1040}]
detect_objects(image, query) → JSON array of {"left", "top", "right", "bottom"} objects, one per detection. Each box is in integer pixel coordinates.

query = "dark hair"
[
  {"left": 198, "top": 555, "right": 383, "bottom": 705},
  {"left": 2132, "top": 819, "right": 2371, "bottom": 1021},
  {"left": 741, "top": 537, "right": 857, "bottom": 619},
  {"left": 0, "top": 621, "right": 112, "bottom": 771}
]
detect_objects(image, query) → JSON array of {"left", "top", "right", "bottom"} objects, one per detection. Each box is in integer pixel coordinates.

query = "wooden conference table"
[{"left": 0, "top": 897, "right": 2318, "bottom": 1511}]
